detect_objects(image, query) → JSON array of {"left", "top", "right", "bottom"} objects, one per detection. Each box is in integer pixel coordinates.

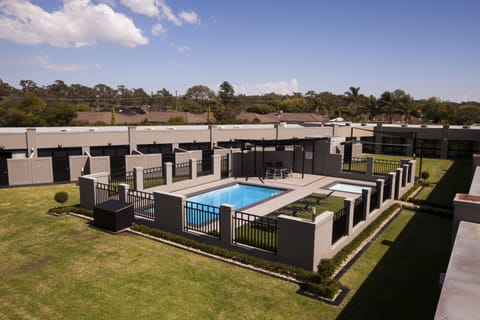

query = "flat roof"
[{"left": 435, "top": 221, "right": 480, "bottom": 320}]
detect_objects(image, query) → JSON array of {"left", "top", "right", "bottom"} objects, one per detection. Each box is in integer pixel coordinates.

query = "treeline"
[{"left": 1, "top": 79, "right": 479, "bottom": 127}]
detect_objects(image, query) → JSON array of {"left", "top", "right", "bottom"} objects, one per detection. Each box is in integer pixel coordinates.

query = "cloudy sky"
[{"left": 0, "top": 0, "right": 479, "bottom": 101}]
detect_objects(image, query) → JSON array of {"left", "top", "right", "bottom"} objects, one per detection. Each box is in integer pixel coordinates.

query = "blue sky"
[{"left": 0, "top": 0, "right": 479, "bottom": 102}]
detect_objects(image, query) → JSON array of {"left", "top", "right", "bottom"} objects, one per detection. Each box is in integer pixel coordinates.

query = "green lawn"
[
  {"left": 365, "top": 153, "right": 472, "bottom": 207},
  {"left": 271, "top": 193, "right": 345, "bottom": 220},
  {"left": 0, "top": 185, "right": 451, "bottom": 319}
]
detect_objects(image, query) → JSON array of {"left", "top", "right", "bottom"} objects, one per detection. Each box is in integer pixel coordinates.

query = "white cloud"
[
  {"left": 120, "top": 0, "right": 199, "bottom": 27},
  {"left": 234, "top": 79, "right": 299, "bottom": 95},
  {"left": 151, "top": 23, "right": 166, "bottom": 36},
  {"left": 120, "top": 0, "right": 158, "bottom": 17},
  {"left": 31, "top": 55, "right": 83, "bottom": 72},
  {"left": 179, "top": 10, "right": 200, "bottom": 25},
  {"left": 157, "top": 1, "right": 182, "bottom": 26},
  {"left": 0, "top": 0, "right": 148, "bottom": 48},
  {"left": 0, "top": 55, "right": 84, "bottom": 72},
  {"left": 176, "top": 45, "right": 190, "bottom": 53}
]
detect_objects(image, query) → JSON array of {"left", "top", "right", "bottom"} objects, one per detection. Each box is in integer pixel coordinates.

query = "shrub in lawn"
[
  {"left": 421, "top": 171, "right": 430, "bottom": 182},
  {"left": 54, "top": 191, "right": 69, "bottom": 208}
]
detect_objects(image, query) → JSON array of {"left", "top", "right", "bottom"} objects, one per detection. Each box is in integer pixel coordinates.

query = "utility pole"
[
  {"left": 96, "top": 95, "right": 99, "bottom": 112},
  {"left": 175, "top": 90, "right": 178, "bottom": 112}
]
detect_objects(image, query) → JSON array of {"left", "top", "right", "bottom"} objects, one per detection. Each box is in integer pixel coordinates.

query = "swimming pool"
[
  {"left": 328, "top": 182, "right": 373, "bottom": 194},
  {"left": 188, "top": 183, "right": 285, "bottom": 209},
  {"left": 186, "top": 183, "right": 285, "bottom": 224}
]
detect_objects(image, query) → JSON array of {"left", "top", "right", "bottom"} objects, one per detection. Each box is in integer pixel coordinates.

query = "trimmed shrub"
[
  {"left": 421, "top": 171, "right": 430, "bottom": 181},
  {"left": 304, "top": 279, "right": 341, "bottom": 300},
  {"left": 54, "top": 191, "right": 69, "bottom": 208},
  {"left": 317, "top": 259, "right": 336, "bottom": 280}
]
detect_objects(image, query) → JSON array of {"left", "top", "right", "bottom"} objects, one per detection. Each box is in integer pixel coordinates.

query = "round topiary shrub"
[
  {"left": 420, "top": 171, "right": 430, "bottom": 180},
  {"left": 54, "top": 191, "right": 69, "bottom": 208}
]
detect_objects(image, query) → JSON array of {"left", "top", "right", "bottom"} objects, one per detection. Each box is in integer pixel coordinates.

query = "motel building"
[
  {"left": 2, "top": 121, "right": 480, "bottom": 316},
  {"left": 0, "top": 122, "right": 478, "bottom": 186}
]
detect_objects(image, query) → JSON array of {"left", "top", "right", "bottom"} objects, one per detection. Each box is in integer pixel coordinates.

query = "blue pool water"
[
  {"left": 186, "top": 184, "right": 285, "bottom": 224},
  {"left": 188, "top": 183, "right": 284, "bottom": 209},
  {"left": 329, "top": 182, "right": 371, "bottom": 194}
]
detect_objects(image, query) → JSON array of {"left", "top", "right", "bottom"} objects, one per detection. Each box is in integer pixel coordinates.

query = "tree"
[
  {"left": 19, "top": 80, "right": 38, "bottom": 93},
  {"left": 218, "top": 81, "right": 235, "bottom": 105},
  {"left": 344, "top": 87, "right": 362, "bottom": 115},
  {"left": 363, "top": 95, "right": 380, "bottom": 121},
  {"left": 421, "top": 97, "right": 448, "bottom": 123},
  {"left": 378, "top": 91, "right": 395, "bottom": 122},
  {"left": 185, "top": 85, "right": 215, "bottom": 104}
]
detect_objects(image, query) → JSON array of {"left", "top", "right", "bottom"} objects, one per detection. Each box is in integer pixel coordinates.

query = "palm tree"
[
  {"left": 344, "top": 86, "right": 361, "bottom": 115},
  {"left": 364, "top": 95, "right": 379, "bottom": 121},
  {"left": 378, "top": 91, "right": 395, "bottom": 122}
]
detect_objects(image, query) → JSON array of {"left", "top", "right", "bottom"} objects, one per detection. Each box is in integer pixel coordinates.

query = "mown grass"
[
  {"left": 272, "top": 193, "right": 345, "bottom": 220},
  {"left": 365, "top": 153, "right": 472, "bottom": 207},
  {"left": 0, "top": 184, "right": 451, "bottom": 319}
]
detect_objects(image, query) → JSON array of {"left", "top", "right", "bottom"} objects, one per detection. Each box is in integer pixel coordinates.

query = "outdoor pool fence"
[
  {"left": 142, "top": 166, "right": 164, "bottom": 188},
  {"left": 353, "top": 196, "right": 365, "bottom": 226},
  {"left": 221, "top": 155, "right": 229, "bottom": 178},
  {"left": 370, "top": 188, "right": 379, "bottom": 213},
  {"left": 174, "top": 161, "right": 190, "bottom": 180},
  {"left": 233, "top": 211, "right": 278, "bottom": 253},
  {"left": 383, "top": 176, "right": 392, "bottom": 201},
  {"left": 127, "top": 189, "right": 154, "bottom": 220},
  {"left": 96, "top": 182, "right": 119, "bottom": 204},
  {"left": 342, "top": 157, "right": 367, "bottom": 173},
  {"left": 197, "top": 158, "right": 213, "bottom": 177},
  {"left": 184, "top": 201, "right": 220, "bottom": 238},
  {"left": 108, "top": 171, "right": 134, "bottom": 188},
  {"left": 373, "top": 159, "right": 401, "bottom": 175},
  {"left": 332, "top": 206, "right": 349, "bottom": 245}
]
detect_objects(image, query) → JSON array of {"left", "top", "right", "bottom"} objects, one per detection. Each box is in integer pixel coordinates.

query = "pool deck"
[{"left": 164, "top": 173, "right": 376, "bottom": 217}]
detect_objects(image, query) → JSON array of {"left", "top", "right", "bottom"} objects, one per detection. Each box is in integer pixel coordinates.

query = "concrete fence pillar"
[
  {"left": 164, "top": 162, "right": 173, "bottom": 185},
  {"left": 409, "top": 160, "right": 416, "bottom": 184},
  {"left": 395, "top": 168, "right": 403, "bottom": 199},
  {"left": 366, "top": 157, "right": 374, "bottom": 177},
  {"left": 153, "top": 191, "right": 186, "bottom": 234},
  {"left": 189, "top": 158, "right": 197, "bottom": 180},
  {"left": 118, "top": 184, "right": 129, "bottom": 203},
  {"left": 362, "top": 188, "right": 371, "bottom": 216},
  {"left": 212, "top": 154, "right": 222, "bottom": 180},
  {"left": 345, "top": 198, "right": 355, "bottom": 234},
  {"left": 133, "top": 167, "right": 144, "bottom": 191},
  {"left": 78, "top": 172, "right": 109, "bottom": 210},
  {"left": 388, "top": 172, "right": 396, "bottom": 201},
  {"left": 376, "top": 179, "right": 384, "bottom": 207},
  {"left": 220, "top": 204, "right": 234, "bottom": 246},
  {"left": 277, "top": 215, "right": 317, "bottom": 270}
]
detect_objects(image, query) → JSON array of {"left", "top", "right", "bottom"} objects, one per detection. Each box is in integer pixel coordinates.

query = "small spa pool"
[
  {"left": 188, "top": 183, "right": 285, "bottom": 209},
  {"left": 328, "top": 182, "right": 374, "bottom": 194}
]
